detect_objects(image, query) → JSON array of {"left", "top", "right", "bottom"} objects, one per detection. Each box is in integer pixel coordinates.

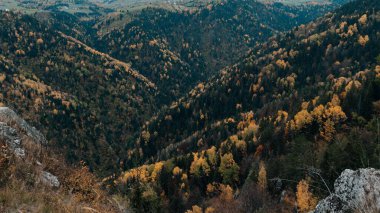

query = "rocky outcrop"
[
  {"left": 0, "top": 107, "right": 59, "bottom": 187},
  {"left": 315, "top": 168, "right": 380, "bottom": 213},
  {"left": 0, "top": 107, "right": 47, "bottom": 157},
  {"left": 0, "top": 122, "right": 21, "bottom": 149},
  {"left": 0, "top": 122, "right": 24, "bottom": 157},
  {"left": 0, "top": 107, "right": 46, "bottom": 144}
]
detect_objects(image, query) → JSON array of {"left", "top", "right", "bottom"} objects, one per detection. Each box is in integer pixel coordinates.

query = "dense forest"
[
  {"left": 117, "top": 0, "right": 380, "bottom": 212},
  {"left": 0, "top": 0, "right": 337, "bottom": 178},
  {"left": 0, "top": 0, "right": 379, "bottom": 212},
  {"left": 97, "top": 0, "right": 343, "bottom": 103},
  {"left": 0, "top": 12, "right": 156, "bottom": 175}
]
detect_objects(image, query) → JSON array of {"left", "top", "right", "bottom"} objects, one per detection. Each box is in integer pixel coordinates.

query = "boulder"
[
  {"left": 41, "top": 171, "right": 60, "bottom": 188},
  {"left": 315, "top": 168, "right": 380, "bottom": 213}
]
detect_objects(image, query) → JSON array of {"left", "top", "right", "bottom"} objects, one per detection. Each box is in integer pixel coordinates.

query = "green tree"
[{"left": 218, "top": 153, "right": 240, "bottom": 185}]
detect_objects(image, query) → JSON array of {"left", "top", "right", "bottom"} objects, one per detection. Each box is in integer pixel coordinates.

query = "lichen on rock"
[{"left": 315, "top": 168, "right": 380, "bottom": 213}]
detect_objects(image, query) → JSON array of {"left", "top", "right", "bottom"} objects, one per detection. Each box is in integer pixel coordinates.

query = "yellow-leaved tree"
[
  {"left": 190, "top": 152, "right": 211, "bottom": 177},
  {"left": 185, "top": 205, "right": 202, "bottom": 213},
  {"left": 258, "top": 161, "right": 267, "bottom": 191},
  {"left": 296, "top": 179, "right": 318, "bottom": 213}
]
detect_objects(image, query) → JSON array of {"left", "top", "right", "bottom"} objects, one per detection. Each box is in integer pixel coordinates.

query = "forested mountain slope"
[
  {"left": 0, "top": 0, "right": 341, "bottom": 178},
  {"left": 0, "top": 11, "right": 156, "bottom": 176},
  {"left": 97, "top": 0, "right": 340, "bottom": 103},
  {"left": 115, "top": 0, "right": 380, "bottom": 212},
  {"left": 1, "top": 0, "right": 376, "bottom": 212}
]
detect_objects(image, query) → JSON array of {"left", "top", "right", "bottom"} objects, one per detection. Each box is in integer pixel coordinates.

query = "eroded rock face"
[
  {"left": 0, "top": 107, "right": 47, "bottom": 157},
  {"left": 315, "top": 168, "right": 380, "bottom": 213},
  {"left": 0, "top": 122, "right": 20, "bottom": 148},
  {"left": 0, "top": 107, "right": 46, "bottom": 144},
  {"left": 0, "top": 107, "right": 59, "bottom": 188}
]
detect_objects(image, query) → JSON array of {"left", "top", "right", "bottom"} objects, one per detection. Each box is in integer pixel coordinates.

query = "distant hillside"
[
  {"left": 258, "top": 0, "right": 351, "bottom": 5},
  {"left": 98, "top": 0, "right": 340, "bottom": 103}
]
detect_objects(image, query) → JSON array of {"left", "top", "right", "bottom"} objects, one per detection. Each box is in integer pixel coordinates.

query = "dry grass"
[{"left": 0, "top": 134, "right": 127, "bottom": 212}]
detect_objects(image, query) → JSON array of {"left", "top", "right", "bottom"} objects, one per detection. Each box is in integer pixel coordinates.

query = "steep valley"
[{"left": 0, "top": 0, "right": 379, "bottom": 212}]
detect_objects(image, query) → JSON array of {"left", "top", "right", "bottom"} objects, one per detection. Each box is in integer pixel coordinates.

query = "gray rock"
[
  {"left": 0, "top": 122, "right": 20, "bottom": 148},
  {"left": 315, "top": 168, "right": 380, "bottom": 213},
  {"left": 14, "top": 147, "right": 25, "bottom": 157},
  {"left": 41, "top": 171, "right": 60, "bottom": 188},
  {"left": 0, "top": 122, "right": 25, "bottom": 157},
  {"left": 0, "top": 107, "right": 46, "bottom": 144},
  {"left": 0, "top": 107, "right": 57, "bottom": 188},
  {"left": 314, "top": 194, "right": 350, "bottom": 213}
]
